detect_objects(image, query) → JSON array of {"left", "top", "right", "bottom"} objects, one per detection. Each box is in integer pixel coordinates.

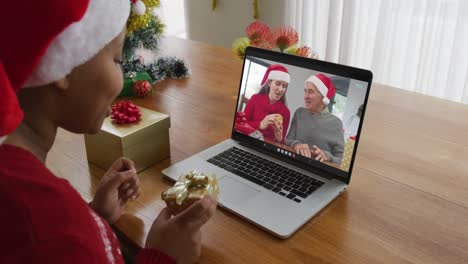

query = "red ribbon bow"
[
  {"left": 111, "top": 100, "right": 142, "bottom": 124},
  {"left": 235, "top": 111, "right": 248, "bottom": 123},
  {"left": 234, "top": 111, "right": 256, "bottom": 135}
]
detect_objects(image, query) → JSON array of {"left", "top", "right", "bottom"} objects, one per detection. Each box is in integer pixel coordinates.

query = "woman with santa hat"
[
  {"left": 0, "top": 0, "right": 216, "bottom": 263},
  {"left": 286, "top": 73, "right": 345, "bottom": 165},
  {"left": 244, "top": 64, "right": 291, "bottom": 144}
]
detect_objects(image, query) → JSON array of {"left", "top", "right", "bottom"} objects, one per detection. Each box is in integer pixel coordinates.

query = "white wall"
[
  {"left": 159, "top": 0, "right": 187, "bottom": 37},
  {"left": 184, "top": 0, "right": 285, "bottom": 47}
]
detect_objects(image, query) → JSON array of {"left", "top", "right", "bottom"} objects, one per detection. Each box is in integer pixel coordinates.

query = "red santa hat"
[
  {"left": 0, "top": 0, "right": 130, "bottom": 143},
  {"left": 305, "top": 73, "right": 336, "bottom": 105},
  {"left": 261, "top": 64, "right": 290, "bottom": 86}
]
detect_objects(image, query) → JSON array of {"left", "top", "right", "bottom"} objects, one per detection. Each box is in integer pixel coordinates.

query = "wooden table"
[{"left": 47, "top": 37, "right": 468, "bottom": 263}]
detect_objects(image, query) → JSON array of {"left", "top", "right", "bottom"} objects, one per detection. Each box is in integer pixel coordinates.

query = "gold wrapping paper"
[
  {"left": 162, "top": 170, "right": 219, "bottom": 215},
  {"left": 340, "top": 137, "right": 355, "bottom": 172}
]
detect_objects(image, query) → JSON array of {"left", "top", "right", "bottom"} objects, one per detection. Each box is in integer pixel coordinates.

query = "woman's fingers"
[{"left": 119, "top": 182, "right": 140, "bottom": 200}]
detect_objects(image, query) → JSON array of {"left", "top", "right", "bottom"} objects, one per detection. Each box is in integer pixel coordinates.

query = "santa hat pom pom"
[{"left": 132, "top": 0, "right": 146, "bottom": 15}]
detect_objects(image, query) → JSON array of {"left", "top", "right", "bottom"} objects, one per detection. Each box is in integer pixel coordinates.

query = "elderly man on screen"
[{"left": 285, "top": 74, "right": 344, "bottom": 165}]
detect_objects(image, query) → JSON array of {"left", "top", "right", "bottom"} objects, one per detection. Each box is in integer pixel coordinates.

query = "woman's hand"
[
  {"left": 272, "top": 120, "right": 283, "bottom": 142},
  {"left": 259, "top": 114, "right": 279, "bottom": 130},
  {"left": 145, "top": 196, "right": 217, "bottom": 264},
  {"left": 90, "top": 158, "right": 140, "bottom": 224}
]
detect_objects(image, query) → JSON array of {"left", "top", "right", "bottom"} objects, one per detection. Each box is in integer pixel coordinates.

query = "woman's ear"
[{"left": 53, "top": 75, "right": 71, "bottom": 91}]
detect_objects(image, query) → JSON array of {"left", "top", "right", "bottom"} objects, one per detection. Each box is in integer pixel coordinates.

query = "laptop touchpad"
[{"left": 218, "top": 176, "right": 260, "bottom": 204}]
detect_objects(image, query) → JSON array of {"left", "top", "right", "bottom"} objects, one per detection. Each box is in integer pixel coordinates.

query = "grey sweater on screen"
[{"left": 285, "top": 107, "right": 345, "bottom": 164}]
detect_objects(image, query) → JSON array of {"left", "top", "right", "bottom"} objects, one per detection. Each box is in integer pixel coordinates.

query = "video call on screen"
[{"left": 235, "top": 56, "right": 369, "bottom": 173}]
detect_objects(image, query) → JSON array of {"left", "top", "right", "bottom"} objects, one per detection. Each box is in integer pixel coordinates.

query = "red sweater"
[
  {"left": 0, "top": 144, "right": 175, "bottom": 264},
  {"left": 244, "top": 93, "right": 291, "bottom": 143}
]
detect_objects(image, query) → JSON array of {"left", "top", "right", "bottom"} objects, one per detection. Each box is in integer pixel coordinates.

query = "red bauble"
[
  {"left": 134, "top": 80, "right": 151, "bottom": 97},
  {"left": 111, "top": 100, "right": 142, "bottom": 124}
]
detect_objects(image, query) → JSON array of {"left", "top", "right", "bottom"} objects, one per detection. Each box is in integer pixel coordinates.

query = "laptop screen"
[{"left": 232, "top": 48, "right": 372, "bottom": 181}]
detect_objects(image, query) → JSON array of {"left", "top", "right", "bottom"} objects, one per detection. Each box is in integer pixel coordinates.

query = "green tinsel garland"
[
  {"left": 122, "top": 57, "right": 191, "bottom": 83},
  {"left": 123, "top": 1, "right": 190, "bottom": 85},
  {"left": 123, "top": 17, "right": 165, "bottom": 62}
]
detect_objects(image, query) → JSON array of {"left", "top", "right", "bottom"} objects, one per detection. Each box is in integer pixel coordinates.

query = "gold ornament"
[
  {"left": 253, "top": 0, "right": 259, "bottom": 19},
  {"left": 127, "top": 12, "right": 153, "bottom": 34},
  {"left": 127, "top": 0, "right": 161, "bottom": 33},
  {"left": 212, "top": 0, "right": 217, "bottom": 11},
  {"left": 210, "top": 0, "right": 259, "bottom": 19},
  {"left": 142, "top": 0, "right": 160, "bottom": 8}
]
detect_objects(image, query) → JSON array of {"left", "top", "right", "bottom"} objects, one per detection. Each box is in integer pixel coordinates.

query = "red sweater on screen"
[
  {"left": 0, "top": 144, "right": 175, "bottom": 264},
  {"left": 244, "top": 93, "right": 291, "bottom": 143}
]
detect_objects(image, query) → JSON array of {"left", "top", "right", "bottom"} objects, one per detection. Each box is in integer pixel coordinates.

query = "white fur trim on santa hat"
[
  {"left": 24, "top": 0, "right": 130, "bottom": 87},
  {"left": 0, "top": 136, "right": 6, "bottom": 145},
  {"left": 268, "top": 71, "right": 290, "bottom": 83},
  {"left": 306, "top": 75, "right": 330, "bottom": 105}
]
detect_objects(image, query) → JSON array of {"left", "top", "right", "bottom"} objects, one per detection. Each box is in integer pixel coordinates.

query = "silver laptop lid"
[{"left": 231, "top": 47, "right": 373, "bottom": 184}]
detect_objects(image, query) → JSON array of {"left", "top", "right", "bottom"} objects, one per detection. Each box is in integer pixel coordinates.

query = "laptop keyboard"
[{"left": 207, "top": 147, "right": 324, "bottom": 203}]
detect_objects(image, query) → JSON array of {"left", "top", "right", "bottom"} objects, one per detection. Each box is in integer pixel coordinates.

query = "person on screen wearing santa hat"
[
  {"left": 244, "top": 64, "right": 291, "bottom": 144},
  {"left": 0, "top": 1, "right": 216, "bottom": 263},
  {"left": 285, "top": 73, "right": 345, "bottom": 165}
]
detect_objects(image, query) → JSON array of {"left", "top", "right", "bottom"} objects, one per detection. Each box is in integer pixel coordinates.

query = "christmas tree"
[{"left": 122, "top": 0, "right": 190, "bottom": 86}]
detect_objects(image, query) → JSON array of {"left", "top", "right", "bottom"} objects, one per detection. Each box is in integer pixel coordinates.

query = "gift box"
[
  {"left": 119, "top": 71, "right": 152, "bottom": 97},
  {"left": 84, "top": 106, "right": 170, "bottom": 173},
  {"left": 162, "top": 170, "right": 219, "bottom": 215}
]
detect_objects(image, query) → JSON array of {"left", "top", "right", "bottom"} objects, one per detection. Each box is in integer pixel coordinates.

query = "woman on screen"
[{"left": 244, "top": 64, "right": 291, "bottom": 144}]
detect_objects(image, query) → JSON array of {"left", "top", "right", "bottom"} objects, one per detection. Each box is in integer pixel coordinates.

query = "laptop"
[{"left": 162, "top": 47, "right": 373, "bottom": 238}]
